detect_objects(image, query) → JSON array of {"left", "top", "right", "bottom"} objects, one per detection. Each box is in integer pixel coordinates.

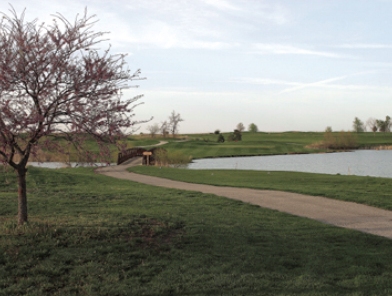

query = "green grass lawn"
[
  {"left": 171, "top": 132, "right": 324, "bottom": 159},
  {"left": 34, "top": 131, "right": 392, "bottom": 162},
  {"left": 129, "top": 166, "right": 392, "bottom": 211},
  {"left": 32, "top": 135, "right": 162, "bottom": 163},
  {"left": 2, "top": 167, "right": 392, "bottom": 295},
  {"left": 164, "top": 131, "right": 392, "bottom": 159},
  {"left": 3, "top": 132, "right": 392, "bottom": 295}
]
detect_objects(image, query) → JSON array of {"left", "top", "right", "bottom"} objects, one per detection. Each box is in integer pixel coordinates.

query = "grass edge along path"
[{"left": 97, "top": 159, "right": 392, "bottom": 240}]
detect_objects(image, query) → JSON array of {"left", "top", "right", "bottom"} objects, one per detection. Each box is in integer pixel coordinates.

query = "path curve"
[
  {"left": 96, "top": 159, "right": 392, "bottom": 239},
  {"left": 139, "top": 140, "right": 168, "bottom": 148}
]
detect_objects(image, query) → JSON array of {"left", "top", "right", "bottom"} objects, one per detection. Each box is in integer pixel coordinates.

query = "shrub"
[
  {"left": 323, "top": 131, "right": 358, "bottom": 150},
  {"left": 153, "top": 149, "right": 192, "bottom": 167},
  {"left": 228, "top": 130, "right": 242, "bottom": 141},
  {"left": 217, "top": 134, "right": 225, "bottom": 143}
]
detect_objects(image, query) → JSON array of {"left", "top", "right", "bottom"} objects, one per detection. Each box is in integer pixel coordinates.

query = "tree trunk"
[{"left": 17, "top": 167, "right": 28, "bottom": 225}]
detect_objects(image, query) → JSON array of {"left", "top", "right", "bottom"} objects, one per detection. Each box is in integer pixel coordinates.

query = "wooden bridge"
[{"left": 117, "top": 147, "right": 164, "bottom": 165}]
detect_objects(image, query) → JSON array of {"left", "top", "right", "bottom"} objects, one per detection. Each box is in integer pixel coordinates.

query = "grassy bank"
[
  {"left": 2, "top": 167, "right": 392, "bottom": 295},
  {"left": 168, "top": 132, "right": 324, "bottom": 159},
  {"left": 25, "top": 131, "right": 392, "bottom": 163},
  {"left": 162, "top": 132, "right": 392, "bottom": 159},
  {"left": 23, "top": 136, "right": 162, "bottom": 163},
  {"left": 129, "top": 166, "right": 392, "bottom": 211}
]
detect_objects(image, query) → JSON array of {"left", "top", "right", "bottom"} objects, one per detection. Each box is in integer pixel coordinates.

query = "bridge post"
[{"left": 143, "top": 151, "right": 152, "bottom": 165}]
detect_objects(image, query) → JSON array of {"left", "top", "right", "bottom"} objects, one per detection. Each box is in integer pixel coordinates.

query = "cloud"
[
  {"left": 201, "top": 0, "right": 241, "bottom": 11},
  {"left": 114, "top": 19, "right": 237, "bottom": 50},
  {"left": 255, "top": 3, "right": 290, "bottom": 25},
  {"left": 337, "top": 43, "right": 392, "bottom": 49},
  {"left": 233, "top": 72, "right": 381, "bottom": 95},
  {"left": 278, "top": 71, "right": 379, "bottom": 94},
  {"left": 278, "top": 75, "right": 350, "bottom": 94},
  {"left": 232, "top": 77, "right": 300, "bottom": 86},
  {"left": 103, "top": 1, "right": 292, "bottom": 50},
  {"left": 251, "top": 43, "right": 344, "bottom": 58},
  {"left": 114, "top": 2, "right": 239, "bottom": 50}
]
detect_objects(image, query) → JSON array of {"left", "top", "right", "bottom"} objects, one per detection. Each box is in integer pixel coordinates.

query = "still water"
[
  {"left": 187, "top": 150, "right": 392, "bottom": 178},
  {"left": 28, "top": 162, "right": 115, "bottom": 169}
]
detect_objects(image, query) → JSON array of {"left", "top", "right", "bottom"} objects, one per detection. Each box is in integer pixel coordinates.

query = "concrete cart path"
[{"left": 96, "top": 158, "right": 392, "bottom": 239}]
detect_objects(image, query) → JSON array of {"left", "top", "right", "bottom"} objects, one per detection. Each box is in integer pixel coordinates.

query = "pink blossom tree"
[{"left": 0, "top": 8, "right": 148, "bottom": 224}]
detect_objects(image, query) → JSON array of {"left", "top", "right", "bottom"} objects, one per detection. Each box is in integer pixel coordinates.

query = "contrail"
[{"left": 278, "top": 71, "right": 374, "bottom": 94}]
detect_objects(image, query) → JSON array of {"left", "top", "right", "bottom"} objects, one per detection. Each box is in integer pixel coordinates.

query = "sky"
[{"left": 3, "top": 0, "right": 392, "bottom": 134}]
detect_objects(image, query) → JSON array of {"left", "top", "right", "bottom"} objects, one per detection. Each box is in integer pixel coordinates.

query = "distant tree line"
[
  {"left": 352, "top": 116, "right": 391, "bottom": 133},
  {"left": 147, "top": 110, "right": 184, "bottom": 138},
  {"left": 319, "top": 115, "right": 392, "bottom": 150},
  {"left": 213, "top": 122, "right": 259, "bottom": 143}
]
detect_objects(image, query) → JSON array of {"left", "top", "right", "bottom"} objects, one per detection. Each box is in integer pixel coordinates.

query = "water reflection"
[
  {"left": 28, "top": 162, "right": 115, "bottom": 169},
  {"left": 187, "top": 150, "right": 392, "bottom": 178}
]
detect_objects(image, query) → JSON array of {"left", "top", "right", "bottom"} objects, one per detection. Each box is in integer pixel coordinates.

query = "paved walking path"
[{"left": 96, "top": 158, "right": 392, "bottom": 239}]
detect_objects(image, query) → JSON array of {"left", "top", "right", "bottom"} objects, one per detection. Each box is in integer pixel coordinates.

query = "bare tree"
[
  {"left": 366, "top": 118, "right": 378, "bottom": 133},
  {"left": 147, "top": 123, "right": 160, "bottom": 138},
  {"left": 160, "top": 121, "right": 169, "bottom": 137},
  {"left": 168, "top": 110, "right": 184, "bottom": 137},
  {"left": 236, "top": 122, "right": 245, "bottom": 133},
  {"left": 0, "top": 8, "right": 148, "bottom": 224}
]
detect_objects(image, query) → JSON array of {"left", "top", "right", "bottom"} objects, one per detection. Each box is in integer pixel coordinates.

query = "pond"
[
  {"left": 187, "top": 150, "right": 392, "bottom": 178},
  {"left": 28, "top": 162, "right": 115, "bottom": 169}
]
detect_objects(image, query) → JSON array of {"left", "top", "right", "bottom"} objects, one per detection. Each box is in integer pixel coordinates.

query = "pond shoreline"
[
  {"left": 191, "top": 145, "right": 392, "bottom": 160},
  {"left": 4, "top": 145, "right": 392, "bottom": 168},
  {"left": 362, "top": 145, "right": 392, "bottom": 150},
  {"left": 188, "top": 150, "right": 392, "bottom": 179}
]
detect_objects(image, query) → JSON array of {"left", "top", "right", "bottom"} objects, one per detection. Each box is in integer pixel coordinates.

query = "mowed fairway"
[
  {"left": 164, "top": 131, "right": 392, "bottom": 159},
  {"left": 2, "top": 167, "right": 392, "bottom": 295},
  {"left": 167, "top": 132, "right": 324, "bottom": 159}
]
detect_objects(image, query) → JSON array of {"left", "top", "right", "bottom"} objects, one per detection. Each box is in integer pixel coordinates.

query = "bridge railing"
[{"left": 117, "top": 148, "right": 147, "bottom": 165}]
